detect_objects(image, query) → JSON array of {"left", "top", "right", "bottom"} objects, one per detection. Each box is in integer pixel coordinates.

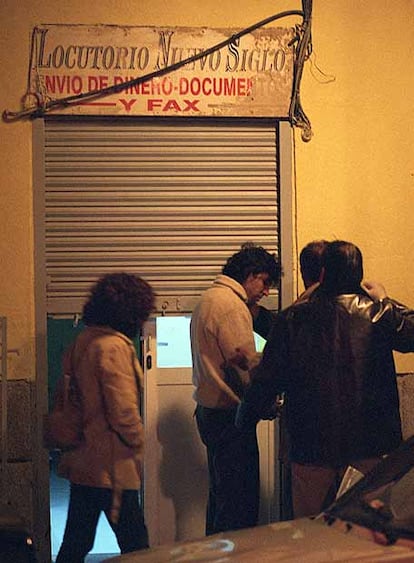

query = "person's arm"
[
  {"left": 236, "top": 314, "right": 289, "bottom": 429},
  {"left": 362, "top": 280, "right": 414, "bottom": 352},
  {"left": 361, "top": 280, "right": 387, "bottom": 301},
  {"left": 215, "top": 305, "right": 257, "bottom": 366},
  {"left": 250, "top": 304, "right": 277, "bottom": 339},
  {"left": 98, "top": 340, "right": 144, "bottom": 450},
  {"left": 211, "top": 305, "right": 259, "bottom": 398},
  {"left": 387, "top": 300, "right": 414, "bottom": 353}
]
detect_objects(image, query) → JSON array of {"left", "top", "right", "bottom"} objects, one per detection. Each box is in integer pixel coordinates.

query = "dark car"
[{"left": 106, "top": 435, "right": 414, "bottom": 562}]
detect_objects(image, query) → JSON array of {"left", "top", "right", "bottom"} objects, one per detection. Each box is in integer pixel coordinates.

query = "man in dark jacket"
[{"left": 236, "top": 240, "right": 414, "bottom": 518}]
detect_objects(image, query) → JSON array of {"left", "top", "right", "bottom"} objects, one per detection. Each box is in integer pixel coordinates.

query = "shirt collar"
[{"left": 213, "top": 274, "right": 248, "bottom": 302}]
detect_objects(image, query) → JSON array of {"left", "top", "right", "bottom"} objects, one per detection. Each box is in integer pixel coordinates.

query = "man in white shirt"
[{"left": 191, "top": 242, "right": 280, "bottom": 535}]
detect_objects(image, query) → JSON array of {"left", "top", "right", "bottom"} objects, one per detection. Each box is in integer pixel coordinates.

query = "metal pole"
[{"left": 0, "top": 317, "right": 8, "bottom": 500}]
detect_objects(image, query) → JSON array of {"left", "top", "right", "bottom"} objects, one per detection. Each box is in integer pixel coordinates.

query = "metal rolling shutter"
[{"left": 44, "top": 118, "right": 279, "bottom": 314}]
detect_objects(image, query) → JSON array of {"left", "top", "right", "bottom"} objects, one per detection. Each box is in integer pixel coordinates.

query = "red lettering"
[
  {"left": 88, "top": 75, "right": 108, "bottom": 91},
  {"left": 147, "top": 98, "right": 201, "bottom": 113},
  {"left": 147, "top": 99, "right": 163, "bottom": 110},
  {"left": 141, "top": 81, "right": 151, "bottom": 95},
  {"left": 98, "top": 76, "right": 108, "bottom": 89},
  {"left": 119, "top": 99, "right": 137, "bottom": 111},
  {"left": 183, "top": 99, "right": 200, "bottom": 112},
  {"left": 45, "top": 75, "right": 57, "bottom": 93},
  {"left": 44, "top": 74, "right": 83, "bottom": 94},
  {"left": 179, "top": 77, "right": 189, "bottom": 95},
  {"left": 163, "top": 99, "right": 181, "bottom": 111},
  {"left": 88, "top": 76, "right": 99, "bottom": 91}
]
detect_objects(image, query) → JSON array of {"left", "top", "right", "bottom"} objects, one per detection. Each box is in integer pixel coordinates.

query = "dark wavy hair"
[
  {"left": 307, "top": 241, "right": 364, "bottom": 403},
  {"left": 300, "top": 240, "right": 328, "bottom": 288},
  {"left": 222, "top": 242, "right": 281, "bottom": 287},
  {"left": 321, "top": 240, "right": 363, "bottom": 295},
  {"left": 82, "top": 272, "right": 155, "bottom": 338}
]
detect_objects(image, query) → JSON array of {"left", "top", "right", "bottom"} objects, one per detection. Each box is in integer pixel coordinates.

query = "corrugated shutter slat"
[{"left": 44, "top": 119, "right": 279, "bottom": 313}]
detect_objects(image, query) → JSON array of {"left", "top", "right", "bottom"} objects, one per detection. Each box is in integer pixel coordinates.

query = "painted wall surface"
[{"left": 0, "top": 0, "right": 413, "bottom": 377}]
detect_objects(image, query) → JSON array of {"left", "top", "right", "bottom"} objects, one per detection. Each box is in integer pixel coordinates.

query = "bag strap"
[
  {"left": 131, "top": 347, "right": 144, "bottom": 418},
  {"left": 64, "top": 345, "right": 83, "bottom": 412}
]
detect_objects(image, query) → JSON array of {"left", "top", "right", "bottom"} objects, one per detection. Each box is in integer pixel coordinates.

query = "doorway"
[
  {"left": 34, "top": 117, "right": 293, "bottom": 558},
  {"left": 142, "top": 314, "right": 278, "bottom": 545}
]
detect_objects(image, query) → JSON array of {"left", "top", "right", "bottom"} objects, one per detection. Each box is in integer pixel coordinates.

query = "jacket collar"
[
  {"left": 213, "top": 274, "right": 248, "bottom": 302},
  {"left": 80, "top": 325, "right": 144, "bottom": 388},
  {"left": 82, "top": 325, "right": 134, "bottom": 346}
]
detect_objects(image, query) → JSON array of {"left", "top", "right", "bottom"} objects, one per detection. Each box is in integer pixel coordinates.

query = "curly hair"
[
  {"left": 222, "top": 242, "right": 280, "bottom": 287},
  {"left": 82, "top": 272, "right": 155, "bottom": 338}
]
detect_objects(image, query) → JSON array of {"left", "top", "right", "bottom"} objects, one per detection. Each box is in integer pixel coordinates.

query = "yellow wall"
[{"left": 1, "top": 0, "right": 413, "bottom": 376}]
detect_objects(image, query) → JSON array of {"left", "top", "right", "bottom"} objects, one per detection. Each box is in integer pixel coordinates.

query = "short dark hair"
[
  {"left": 300, "top": 240, "right": 328, "bottom": 288},
  {"left": 82, "top": 272, "right": 155, "bottom": 338},
  {"left": 321, "top": 240, "right": 363, "bottom": 295},
  {"left": 222, "top": 242, "right": 280, "bottom": 287}
]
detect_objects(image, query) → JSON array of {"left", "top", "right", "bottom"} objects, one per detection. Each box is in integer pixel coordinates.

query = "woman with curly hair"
[{"left": 56, "top": 273, "right": 155, "bottom": 563}]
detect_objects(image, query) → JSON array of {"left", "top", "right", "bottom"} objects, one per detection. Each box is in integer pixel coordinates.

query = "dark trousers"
[
  {"left": 56, "top": 484, "right": 149, "bottom": 563},
  {"left": 195, "top": 405, "right": 260, "bottom": 535}
]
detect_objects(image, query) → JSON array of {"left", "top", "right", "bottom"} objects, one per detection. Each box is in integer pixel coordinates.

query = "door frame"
[{"left": 32, "top": 118, "right": 295, "bottom": 558}]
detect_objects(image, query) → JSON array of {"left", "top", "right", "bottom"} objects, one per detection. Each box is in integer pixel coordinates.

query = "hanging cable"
[
  {"left": 3, "top": 6, "right": 312, "bottom": 140},
  {"left": 288, "top": 0, "right": 313, "bottom": 141}
]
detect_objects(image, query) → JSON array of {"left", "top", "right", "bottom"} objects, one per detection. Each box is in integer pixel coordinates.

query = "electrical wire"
[
  {"left": 288, "top": 2, "right": 313, "bottom": 141},
  {"left": 308, "top": 51, "right": 336, "bottom": 84}
]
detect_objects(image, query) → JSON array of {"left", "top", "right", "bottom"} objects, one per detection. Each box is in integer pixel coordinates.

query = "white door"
[
  {"left": 142, "top": 315, "right": 278, "bottom": 547},
  {"left": 142, "top": 315, "right": 208, "bottom": 546}
]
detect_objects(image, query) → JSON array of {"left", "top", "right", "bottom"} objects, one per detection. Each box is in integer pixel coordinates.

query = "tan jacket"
[
  {"left": 190, "top": 274, "right": 258, "bottom": 409},
  {"left": 58, "top": 326, "right": 144, "bottom": 500}
]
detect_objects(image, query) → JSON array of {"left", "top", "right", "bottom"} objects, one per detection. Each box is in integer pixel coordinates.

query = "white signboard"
[{"left": 30, "top": 24, "right": 295, "bottom": 117}]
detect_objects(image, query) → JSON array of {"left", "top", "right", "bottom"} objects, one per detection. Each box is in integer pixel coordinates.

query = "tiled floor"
[{"left": 50, "top": 456, "right": 119, "bottom": 562}]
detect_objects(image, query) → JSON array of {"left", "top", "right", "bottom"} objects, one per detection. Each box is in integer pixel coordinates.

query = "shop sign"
[{"left": 29, "top": 24, "right": 295, "bottom": 118}]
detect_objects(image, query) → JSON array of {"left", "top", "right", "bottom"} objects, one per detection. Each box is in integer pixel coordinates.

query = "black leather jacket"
[{"left": 237, "top": 291, "right": 414, "bottom": 466}]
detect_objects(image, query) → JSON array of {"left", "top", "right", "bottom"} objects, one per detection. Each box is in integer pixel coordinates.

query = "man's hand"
[
  {"left": 224, "top": 347, "right": 250, "bottom": 371},
  {"left": 361, "top": 280, "right": 387, "bottom": 301}
]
